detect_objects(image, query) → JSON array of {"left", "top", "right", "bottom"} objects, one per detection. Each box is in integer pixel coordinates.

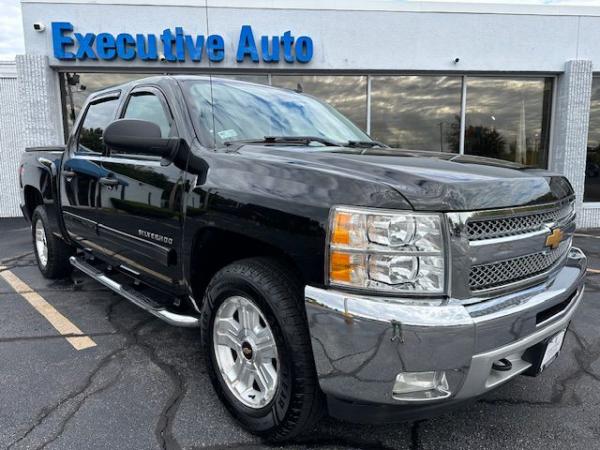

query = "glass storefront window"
[
  {"left": 271, "top": 75, "right": 368, "bottom": 131},
  {"left": 370, "top": 76, "right": 462, "bottom": 152},
  {"left": 62, "top": 72, "right": 149, "bottom": 134},
  {"left": 585, "top": 77, "right": 600, "bottom": 202},
  {"left": 60, "top": 73, "right": 555, "bottom": 170},
  {"left": 61, "top": 73, "right": 270, "bottom": 137},
  {"left": 464, "top": 77, "right": 552, "bottom": 168}
]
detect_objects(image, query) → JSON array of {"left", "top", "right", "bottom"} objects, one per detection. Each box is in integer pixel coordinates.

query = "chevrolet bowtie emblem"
[{"left": 545, "top": 228, "right": 564, "bottom": 250}]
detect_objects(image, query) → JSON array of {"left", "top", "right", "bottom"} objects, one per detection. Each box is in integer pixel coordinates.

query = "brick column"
[
  {"left": 549, "top": 60, "right": 593, "bottom": 227},
  {"left": 15, "top": 54, "right": 64, "bottom": 148},
  {"left": 0, "top": 63, "right": 22, "bottom": 217}
]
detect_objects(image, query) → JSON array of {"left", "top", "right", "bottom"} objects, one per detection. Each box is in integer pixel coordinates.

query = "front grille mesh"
[
  {"left": 467, "top": 202, "right": 573, "bottom": 241},
  {"left": 469, "top": 240, "right": 570, "bottom": 291}
]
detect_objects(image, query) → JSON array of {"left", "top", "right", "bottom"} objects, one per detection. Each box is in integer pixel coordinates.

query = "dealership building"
[{"left": 3, "top": 0, "right": 600, "bottom": 227}]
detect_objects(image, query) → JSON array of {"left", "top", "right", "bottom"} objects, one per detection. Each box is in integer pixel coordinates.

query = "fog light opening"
[{"left": 392, "top": 371, "right": 451, "bottom": 402}]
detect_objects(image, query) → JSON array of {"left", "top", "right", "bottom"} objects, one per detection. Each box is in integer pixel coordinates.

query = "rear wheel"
[
  {"left": 31, "top": 206, "right": 73, "bottom": 279},
  {"left": 201, "top": 257, "right": 323, "bottom": 441}
]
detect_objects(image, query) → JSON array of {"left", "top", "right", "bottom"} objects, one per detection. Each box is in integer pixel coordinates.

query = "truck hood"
[{"left": 236, "top": 146, "right": 573, "bottom": 211}]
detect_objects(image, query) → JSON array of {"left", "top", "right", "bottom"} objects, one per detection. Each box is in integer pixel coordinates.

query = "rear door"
[
  {"left": 60, "top": 93, "right": 120, "bottom": 248},
  {"left": 96, "top": 86, "right": 185, "bottom": 287}
]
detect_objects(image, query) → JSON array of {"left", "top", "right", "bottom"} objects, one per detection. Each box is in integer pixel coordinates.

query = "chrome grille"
[
  {"left": 467, "top": 201, "right": 573, "bottom": 241},
  {"left": 469, "top": 240, "right": 570, "bottom": 291}
]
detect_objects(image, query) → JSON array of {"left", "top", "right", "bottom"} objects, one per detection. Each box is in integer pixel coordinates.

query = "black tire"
[
  {"left": 31, "top": 206, "right": 73, "bottom": 279},
  {"left": 201, "top": 257, "right": 324, "bottom": 442}
]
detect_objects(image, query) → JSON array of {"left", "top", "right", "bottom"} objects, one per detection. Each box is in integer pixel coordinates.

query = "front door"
[
  {"left": 96, "top": 87, "right": 185, "bottom": 288},
  {"left": 60, "top": 93, "right": 120, "bottom": 248}
]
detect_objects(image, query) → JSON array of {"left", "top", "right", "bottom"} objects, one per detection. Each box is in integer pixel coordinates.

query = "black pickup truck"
[{"left": 19, "top": 75, "right": 586, "bottom": 440}]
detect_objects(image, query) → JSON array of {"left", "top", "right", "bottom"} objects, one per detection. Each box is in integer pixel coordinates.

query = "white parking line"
[{"left": 0, "top": 267, "right": 97, "bottom": 350}]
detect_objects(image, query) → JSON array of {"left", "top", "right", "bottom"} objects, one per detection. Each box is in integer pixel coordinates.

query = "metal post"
[
  {"left": 459, "top": 75, "right": 467, "bottom": 155},
  {"left": 366, "top": 75, "right": 372, "bottom": 135}
]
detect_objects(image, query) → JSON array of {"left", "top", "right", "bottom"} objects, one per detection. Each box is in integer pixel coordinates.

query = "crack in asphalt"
[
  {"left": 6, "top": 296, "right": 152, "bottom": 450},
  {"left": 0, "top": 252, "right": 34, "bottom": 266},
  {"left": 105, "top": 297, "right": 186, "bottom": 450},
  {"left": 4, "top": 264, "right": 189, "bottom": 450},
  {"left": 136, "top": 324, "right": 187, "bottom": 450},
  {"left": 0, "top": 331, "right": 116, "bottom": 344},
  {"left": 192, "top": 433, "right": 401, "bottom": 450},
  {"left": 36, "top": 362, "right": 126, "bottom": 450},
  {"left": 409, "top": 420, "right": 423, "bottom": 450}
]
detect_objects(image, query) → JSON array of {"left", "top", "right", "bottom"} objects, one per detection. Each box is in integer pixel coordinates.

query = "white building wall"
[
  {"left": 0, "top": 61, "right": 23, "bottom": 218},
  {"left": 18, "top": 1, "right": 600, "bottom": 73},
  {"left": 10, "top": 1, "right": 600, "bottom": 225}
]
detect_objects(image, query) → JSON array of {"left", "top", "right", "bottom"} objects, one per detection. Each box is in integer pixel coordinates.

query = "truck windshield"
[{"left": 181, "top": 79, "right": 372, "bottom": 149}]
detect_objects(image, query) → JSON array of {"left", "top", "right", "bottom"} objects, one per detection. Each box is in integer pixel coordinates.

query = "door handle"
[
  {"left": 62, "top": 170, "right": 76, "bottom": 177},
  {"left": 99, "top": 177, "right": 119, "bottom": 186}
]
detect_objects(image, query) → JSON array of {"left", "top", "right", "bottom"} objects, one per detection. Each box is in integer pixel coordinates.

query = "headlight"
[{"left": 328, "top": 206, "right": 446, "bottom": 293}]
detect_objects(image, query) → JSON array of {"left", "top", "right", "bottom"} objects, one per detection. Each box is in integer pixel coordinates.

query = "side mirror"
[{"left": 103, "top": 119, "right": 179, "bottom": 158}]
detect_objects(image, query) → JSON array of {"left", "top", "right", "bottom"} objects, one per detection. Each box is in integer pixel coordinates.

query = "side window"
[
  {"left": 123, "top": 93, "right": 172, "bottom": 138},
  {"left": 77, "top": 98, "right": 119, "bottom": 154}
]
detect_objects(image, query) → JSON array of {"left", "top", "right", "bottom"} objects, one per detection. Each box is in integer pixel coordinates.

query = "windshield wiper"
[
  {"left": 224, "top": 136, "right": 340, "bottom": 147},
  {"left": 345, "top": 140, "right": 389, "bottom": 149}
]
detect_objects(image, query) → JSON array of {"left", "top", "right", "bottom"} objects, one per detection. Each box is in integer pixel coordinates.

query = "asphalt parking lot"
[{"left": 0, "top": 218, "right": 599, "bottom": 450}]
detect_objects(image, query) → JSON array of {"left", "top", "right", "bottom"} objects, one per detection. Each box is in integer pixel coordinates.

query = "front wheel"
[{"left": 201, "top": 258, "right": 323, "bottom": 441}]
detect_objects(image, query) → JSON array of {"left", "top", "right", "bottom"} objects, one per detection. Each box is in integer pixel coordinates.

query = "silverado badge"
[{"left": 545, "top": 228, "right": 564, "bottom": 250}]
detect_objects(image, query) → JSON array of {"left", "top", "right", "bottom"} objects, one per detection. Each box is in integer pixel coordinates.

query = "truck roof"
[{"left": 86, "top": 74, "right": 291, "bottom": 101}]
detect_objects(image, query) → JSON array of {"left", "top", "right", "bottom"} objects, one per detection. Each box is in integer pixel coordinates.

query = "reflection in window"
[
  {"left": 370, "top": 76, "right": 462, "bottom": 152},
  {"left": 78, "top": 99, "right": 119, "bottom": 154},
  {"left": 183, "top": 79, "right": 369, "bottom": 148},
  {"left": 585, "top": 78, "right": 600, "bottom": 202},
  {"left": 271, "top": 75, "right": 368, "bottom": 130},
  {"left": 61, "top": 73, "right": 269, "bottom": 138},
  {"left": 464, "top": 77, "right": 552, "bottom": 168},
  {"left": 124, "top": 93, "right": 172, "bottom": 137},
  {"left": 212, "top": 74, "right": 270, "bottom": 85},
  {"left": 62, "top": 72, "right": 150, "bottom": 134}
]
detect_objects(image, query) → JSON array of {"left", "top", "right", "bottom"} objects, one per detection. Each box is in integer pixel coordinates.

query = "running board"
[{"left": 69, "top": 256, "right": 199, "bottom": 328}]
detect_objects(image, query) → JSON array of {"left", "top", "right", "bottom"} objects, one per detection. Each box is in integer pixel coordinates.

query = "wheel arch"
[
  {"left": 23, "top": 185, "right": 44, "bottom": 221},
  {"left": 187, "top": 227, "right": 307, "bottom": 304}
]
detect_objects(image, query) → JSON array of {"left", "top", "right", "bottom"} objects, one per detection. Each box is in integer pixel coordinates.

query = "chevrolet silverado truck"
[{"left": 19, "top": 75, "right": 586, "bottom": 440}]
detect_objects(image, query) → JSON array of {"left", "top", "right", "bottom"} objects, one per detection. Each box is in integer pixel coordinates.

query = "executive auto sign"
[{"left": 51, "top": 22, "right": 313, "bottom": 64}]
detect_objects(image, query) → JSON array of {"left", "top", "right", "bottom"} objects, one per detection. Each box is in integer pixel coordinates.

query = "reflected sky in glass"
[
  {"left": 63, "top": 73, "right": 270, "bottom": 134},
  {"left": 61, "top": 72, "right": 552, "bottom": 171},
  {"left": 465, "top": 77, "right": 552, "bottom": 168},
  {"left": 271, "top": 75, "right": 368, "bottom": 130},
  {"left": 585, "top": 77, "right": 600, "bottom": 201},
  {"left": 370, "top": 76, "right": 462, "bottom": 152},
  {"left": 63, "top": 72, "right": 149, "bottom": 132}
]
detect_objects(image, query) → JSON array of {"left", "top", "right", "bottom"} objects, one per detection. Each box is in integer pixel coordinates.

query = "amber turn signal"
[
  {"left": 329, "top": 251, "right": 351, "bottom": 283},
  {"left": 331, "top": 212, "right": 352, "bottom": 245}
]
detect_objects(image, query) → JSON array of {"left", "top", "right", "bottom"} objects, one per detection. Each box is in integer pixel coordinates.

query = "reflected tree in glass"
[
  {"left": 370, "top": 76, "right": 462, "bottom": 152},
  {"left": 464, "top": 77, "right": 552, "bottom": 168}
]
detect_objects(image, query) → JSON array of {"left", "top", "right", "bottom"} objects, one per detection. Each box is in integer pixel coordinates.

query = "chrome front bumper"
[{"left": 305, "top": 247, "right": 587, "bottom": 417}]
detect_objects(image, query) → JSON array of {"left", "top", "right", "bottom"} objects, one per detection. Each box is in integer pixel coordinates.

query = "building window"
[
  {"left": 464, "top": 77, "right": 553, "bottom": 168},
  {"left": 370, "top": 76, "right": 462, "bottom": 152},
  {"left": 61, "top": 73, "right": 269, "bottom": 138},
  {"left": 271, "top": 75, "right": 368, "bottom": 131},
  {"left": 61, "top": 73, "right": 554, "bottom": 169},
  {"left": 585, "top": 77, "right": 600, "bottom": 202},
  {"left": 62, "top": 72, "right": 151, "bottom": 135}
]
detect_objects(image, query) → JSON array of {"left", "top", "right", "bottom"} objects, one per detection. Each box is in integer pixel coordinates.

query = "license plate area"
[{"left": 522, "top": 327, "right": 568, "bottom": 376}]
